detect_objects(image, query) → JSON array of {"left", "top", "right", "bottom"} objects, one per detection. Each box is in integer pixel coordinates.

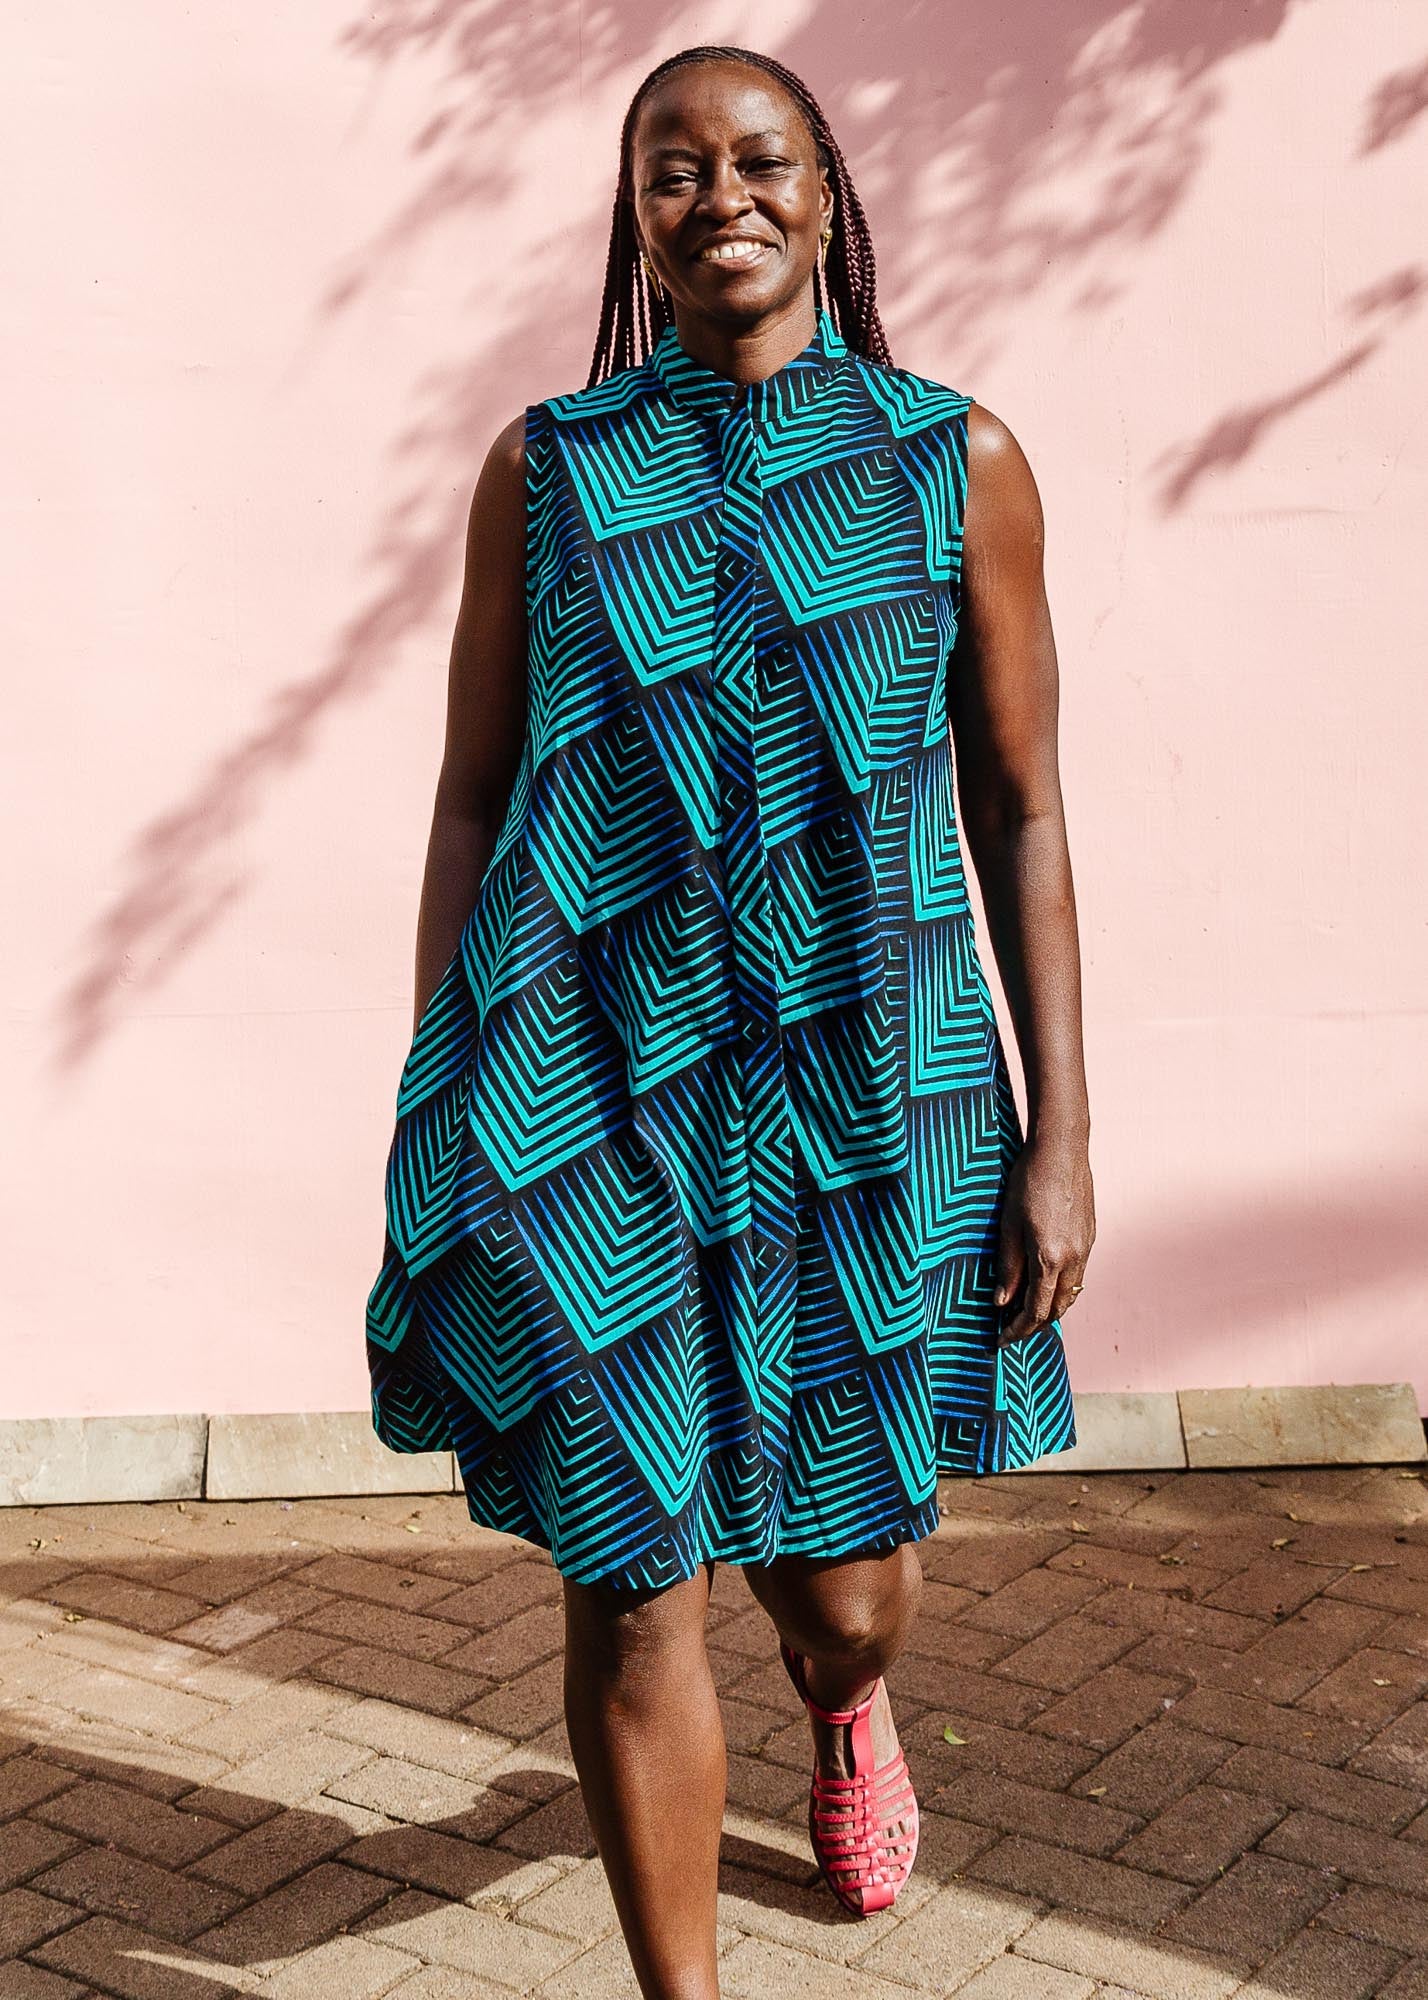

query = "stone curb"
[{"left": 1, "top": 1387, "right": 1423, "bottom": 1506}]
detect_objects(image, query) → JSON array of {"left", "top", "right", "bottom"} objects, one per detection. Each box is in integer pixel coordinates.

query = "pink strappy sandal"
[{"left": 779, "top": 1638, "right": 919, "bottom": 1915}]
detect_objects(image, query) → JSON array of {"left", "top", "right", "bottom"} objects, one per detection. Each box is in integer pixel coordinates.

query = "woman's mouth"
[{"left": 694, "top": 240, "right": 774, "bottom": 268}]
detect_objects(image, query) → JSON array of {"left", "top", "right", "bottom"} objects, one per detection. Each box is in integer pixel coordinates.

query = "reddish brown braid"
[{"left": 586, "top": 45, "right": 894, "bottom": 389}]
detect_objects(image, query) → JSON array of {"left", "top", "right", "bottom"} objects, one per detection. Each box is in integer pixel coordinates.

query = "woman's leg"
[
  {"left": 562, "top": 1556, "right": 724, "bottom": 2000},
  {"left": 740, "top": 1541, "right": 923, "bottom": 1910}
]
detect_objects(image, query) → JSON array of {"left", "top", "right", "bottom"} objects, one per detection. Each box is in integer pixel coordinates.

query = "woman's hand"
[{"left": 992, "top": 1134, "right": 1095, "bottom": 1347}]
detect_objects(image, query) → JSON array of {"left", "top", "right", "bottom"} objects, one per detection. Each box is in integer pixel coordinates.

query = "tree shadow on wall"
[
  {"left": 53, "top": 0, "right": 1420, "bottom": 1068},
  {"left": 1147, "top": 41, "right": 1428, "bottom": 508}
]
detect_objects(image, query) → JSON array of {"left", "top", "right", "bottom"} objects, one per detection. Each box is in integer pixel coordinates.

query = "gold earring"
[{"left": 641, "top": 249, "right": 664, "bottom": 297}]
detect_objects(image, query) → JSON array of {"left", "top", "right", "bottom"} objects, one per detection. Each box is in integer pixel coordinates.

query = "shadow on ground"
[{"left": 1, "top": 1463, "right": 1426, "bottom": 1995}]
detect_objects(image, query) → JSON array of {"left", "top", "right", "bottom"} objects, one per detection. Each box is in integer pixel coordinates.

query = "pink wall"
[{"left": 5, "top": 3, "right": 1426, "bottom": 1423}]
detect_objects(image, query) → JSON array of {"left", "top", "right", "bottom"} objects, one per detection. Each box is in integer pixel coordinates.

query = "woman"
[{"left": 366, "top": 41, "right": 1094, "bottom": 1997}]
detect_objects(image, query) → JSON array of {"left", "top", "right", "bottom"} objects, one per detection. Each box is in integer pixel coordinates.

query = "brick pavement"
[{"left": 1, "top": 1462, "right": 1425, "bottom": 1998}]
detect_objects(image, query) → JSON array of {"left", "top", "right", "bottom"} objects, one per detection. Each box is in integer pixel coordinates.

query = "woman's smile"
[{"left": 693, "top": 238, "right": 774, "bottom": 267}]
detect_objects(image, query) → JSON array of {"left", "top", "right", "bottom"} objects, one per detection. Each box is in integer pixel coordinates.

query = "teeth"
[{"left": 701, "top": 241, "right": 764, "bottom": 262}]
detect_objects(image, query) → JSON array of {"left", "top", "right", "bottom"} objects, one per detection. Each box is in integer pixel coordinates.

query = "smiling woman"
[
  {"left": 585, "top": 46, "right": 895, "bottom": 386},
  {"left": 365, "top": 40, "right": 1093, "bottom": 1998}
]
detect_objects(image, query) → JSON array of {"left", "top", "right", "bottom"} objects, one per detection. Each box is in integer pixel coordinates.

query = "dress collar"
[{"left": 648, "top": 306, "right": 853, "bottom": 422}]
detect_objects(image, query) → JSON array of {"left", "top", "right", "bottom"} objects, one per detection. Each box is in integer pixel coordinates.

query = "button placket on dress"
[{"left": 710, "top": 382, "right": 798, "bottom": 1468}]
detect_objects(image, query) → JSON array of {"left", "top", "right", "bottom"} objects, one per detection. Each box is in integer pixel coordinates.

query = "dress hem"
[{"left": 367, "top": 1403, "right": 1080, "bottom": 1593}]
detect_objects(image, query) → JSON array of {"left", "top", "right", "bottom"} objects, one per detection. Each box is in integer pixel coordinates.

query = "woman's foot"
[{"left": 796, "top": 1653, "right": 918, "bottom": 1913}]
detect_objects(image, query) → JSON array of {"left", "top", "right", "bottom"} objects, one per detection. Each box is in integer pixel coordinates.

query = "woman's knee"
[
  {"left": 827, "top": 1545, "right": 921, "bottom": 1651},
  {"left": 751, "top": 1541, "right": 923, "bottom": 1662}
]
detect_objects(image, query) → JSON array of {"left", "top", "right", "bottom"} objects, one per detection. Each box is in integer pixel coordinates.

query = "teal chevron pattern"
[{"left": 366, "top": 307, "right": 1075, "bottom": 1590}]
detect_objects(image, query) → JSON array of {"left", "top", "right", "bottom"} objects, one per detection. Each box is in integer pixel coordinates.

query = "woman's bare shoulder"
[
  {"left": 966, "top": 399, "right": 1039, "bottom": 487},
  {"left": 460, "top": 412, "right": 528, "bottom": 551},
  {"left": 480, "top": 410, "right": 528, "bottom": 495},
  {"left": 964, "top": 399, "right": 1046, "bottom": 557}
]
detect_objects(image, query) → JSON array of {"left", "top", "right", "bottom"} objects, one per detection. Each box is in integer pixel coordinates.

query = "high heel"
[{"left": 778, "top": 1637, "right": 919, "bottom": 1915}]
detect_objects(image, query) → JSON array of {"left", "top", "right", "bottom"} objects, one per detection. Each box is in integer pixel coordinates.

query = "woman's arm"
[
  {"left": 411, "top": 411, "right": 529, "bottom": 1034},
  {"left": 950, "top": 402, "right": 1095, "bottom": 1344}
]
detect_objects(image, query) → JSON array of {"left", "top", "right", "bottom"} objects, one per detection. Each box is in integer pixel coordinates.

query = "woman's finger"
[
  {"left": 998, "top": 1252, "right": 1061, "bottom": 1346},
  {"left": 1048, "top": 1264, "right": 1088, "bottom": 1323},
  {"left": 992, "top": 1228, "right": 1024, "bottom": 1310}
]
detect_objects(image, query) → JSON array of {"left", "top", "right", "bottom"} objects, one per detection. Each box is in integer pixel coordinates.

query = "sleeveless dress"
[{"left": 365, "top": 306, "right": 1076, "bottom": 1592}]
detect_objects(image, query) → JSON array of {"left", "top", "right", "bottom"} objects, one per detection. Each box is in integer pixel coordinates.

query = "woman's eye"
[{"left": 652, "top": 159, "right": 788, "bottom": 188}]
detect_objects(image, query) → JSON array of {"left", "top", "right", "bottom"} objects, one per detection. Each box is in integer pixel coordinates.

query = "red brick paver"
[{"left": 0, "top": 1464, "right": 1424, "bottom": 1996}]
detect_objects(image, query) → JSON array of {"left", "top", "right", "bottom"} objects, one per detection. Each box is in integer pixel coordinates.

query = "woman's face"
[{"left": 629, "top": 62, "right": 832, "bottom": 325}]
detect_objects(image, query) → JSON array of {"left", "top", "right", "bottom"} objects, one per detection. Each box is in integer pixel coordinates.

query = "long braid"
[{"left": 586, "top": 45, "right": 893, "bottom": 389}]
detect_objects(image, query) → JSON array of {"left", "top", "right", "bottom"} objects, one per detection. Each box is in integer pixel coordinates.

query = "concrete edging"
[{"left": 1, "top": 1386, "right": 1423, "bottom": 1506}]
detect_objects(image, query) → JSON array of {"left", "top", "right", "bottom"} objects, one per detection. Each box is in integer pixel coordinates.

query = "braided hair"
[{"left": 586, "top": 45, "right": 893, "bottom": 388}]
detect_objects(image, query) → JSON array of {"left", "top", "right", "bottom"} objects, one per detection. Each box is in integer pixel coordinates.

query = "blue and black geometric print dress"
[{"left": 366, "top": 306, "right": 1075, "bottom": 1591}]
